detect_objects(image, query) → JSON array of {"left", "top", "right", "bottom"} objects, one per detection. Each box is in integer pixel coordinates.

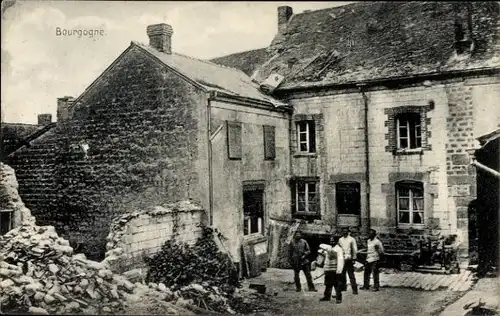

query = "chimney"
[
  {"left": 57, "top": 96, "right": 75, "bottom": 122},
  {"left": 37, "top": 114, "right": 52, "bottom": 126},
  {"left": 453, "top": 2, "right": 474, "bottom": 54},
  {"left": 147, "top": 23, "right": 173, "bottom": 54},
  {"left": 277, "top": 6, "right": 293, "bottom": 34}
]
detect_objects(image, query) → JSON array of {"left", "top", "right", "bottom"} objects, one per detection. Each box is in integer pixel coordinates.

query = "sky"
[{"left": 1, "top": 1, "right": 352, "bottom": 124}]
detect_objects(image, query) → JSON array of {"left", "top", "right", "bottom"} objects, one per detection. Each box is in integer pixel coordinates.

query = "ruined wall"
[
  {"left": 105, "top": 201, "right": 204, "bottom": 273},
  {"left": 6, "top": 46, "right": 204, "bottom": 259},
  {"left": 0, "top": 163, "right": 35, "bottom": 232},
  {"left": 208, "top": 100, "right": 291, "bottom": 266},
  {"left": 286, "top": 73, "right": 498, "bottom": 254}
]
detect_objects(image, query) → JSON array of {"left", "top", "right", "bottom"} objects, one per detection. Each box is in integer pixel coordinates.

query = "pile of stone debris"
[{"left": 0, "top": 223, "right": 194, "bottom": 315}]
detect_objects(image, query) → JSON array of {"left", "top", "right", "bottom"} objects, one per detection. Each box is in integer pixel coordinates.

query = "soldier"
[
  {"left": 361, "top": 229, "right": 385, "bottom": 291},
  {"left": 339, "top": 227, "right": 359, "bottom": 294},
  {"left": 288, "top": 232, "right": 316, "bottom": 292}
]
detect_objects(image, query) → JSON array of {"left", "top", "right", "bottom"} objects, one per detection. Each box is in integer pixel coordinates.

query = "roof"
[
  {"left": 133, "top": 43, "right": 287, "bottom": 107},
  {"left": 209, "top": 48, "right": 270, "bottom": 77},
  {"left": 477, "top": 128, "right": 500, "bottom": 145},
  {"left": 1, "top": 123, "right": 45, "bottom": 160},
  {"left": 251, "top": 1, "right": 500, "bottom": 90}
]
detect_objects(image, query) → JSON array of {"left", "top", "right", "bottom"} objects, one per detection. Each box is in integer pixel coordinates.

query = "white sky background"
[{"left": 1, "top": 1, "right": 352, "bottom": 124}]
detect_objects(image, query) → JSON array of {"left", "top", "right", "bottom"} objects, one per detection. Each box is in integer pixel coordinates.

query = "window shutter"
[
  {"left": 290, "top": 181, "right": 297, "bottom": 215},
  {"left": 227, "top": 121, "right": 242, "bottom": 159},
  {"left": 309, "top": 121, "right": 316, "bottom": 153},
  {"left": 263, "top": 125, "right": 276, "bottom": 160}
]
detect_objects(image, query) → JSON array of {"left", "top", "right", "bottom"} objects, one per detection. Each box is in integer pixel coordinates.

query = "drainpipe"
[
  {"left": 207, "top": 92, "right": 215, "bottom": 225},
  {"left": 472, "top": 161, "right": 500, "bottom": 178},
  {"left": 358, "top": 84, "right": 371, "bottom": 234}
]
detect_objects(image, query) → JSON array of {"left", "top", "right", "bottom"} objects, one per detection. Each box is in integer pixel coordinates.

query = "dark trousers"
[
  {"left": 363, "top": 260, "right": 380, "bottom": 289},
  {"left": 294, "top": 264, "right": 315, "bottom": 290},
  {"left": 323, "top": 270, "right": 342, "bottom": 301},
  {"left": 341, "top": 259, "right": 358, "bottom": 292}
]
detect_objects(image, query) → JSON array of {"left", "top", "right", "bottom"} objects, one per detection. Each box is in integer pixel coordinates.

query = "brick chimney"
[
  {"left": 278, "top": 6, "right": 293, "bottom": 34},
  {"left": 453, "top": 2, "right": 474, "bottom": 54},
  {"left": 57, "top": 96, "right": 75, "bottom": 122},
  {"left": 37, "top": 114, "right": 52, "bottom": 126},
  {"left": 147, "top": 23, "right": 173, "bottom": 54}
]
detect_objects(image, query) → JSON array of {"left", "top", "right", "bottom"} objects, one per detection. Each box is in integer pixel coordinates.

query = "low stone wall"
[{"left": 104, "top": 201, "right": 205, "bottom": 273}]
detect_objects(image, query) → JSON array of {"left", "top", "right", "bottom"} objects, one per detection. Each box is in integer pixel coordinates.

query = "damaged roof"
[
  {"left": 209, "top": 48, "right": 270, "bottom": 77},
  {"left": 248, "top": 1, "right": 500, "bottom": 90},
  {"left": 134, "top": 43, "right": 286, "bottom": 107}
]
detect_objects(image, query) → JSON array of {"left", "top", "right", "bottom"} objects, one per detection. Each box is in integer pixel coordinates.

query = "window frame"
[
  {"left": 396, "top": 181, "right": 425, "bottom": 227},
  {"left": 243, "top": 186, "right": 265, "bottom": 237},
  {"left": 296, "top": 121, "right": 316, "bottom": 154},
  {"left": 292, "top": 178, "right": 320, "bottom": 219},
  {"left": 396, "top": 113, "right": 422, "bottom": 151}
]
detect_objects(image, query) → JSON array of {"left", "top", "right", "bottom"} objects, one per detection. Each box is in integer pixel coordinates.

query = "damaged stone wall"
[
  {"left": 0, "top": 163, "right": 36, "bottom": 231},
  {"left": 104, "top": 201, "right": 205, "bottom": 273},
  {"left": 5, "top": 46, "right": 204, "bottom": 259}
]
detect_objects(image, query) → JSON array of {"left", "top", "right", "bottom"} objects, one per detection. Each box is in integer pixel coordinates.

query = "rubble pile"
[
  {"left": 1, "top": 224, "right": 123, "bottom": 314},
  {"left": 145, "top": 225, "right": 255, "bottom": 314},
  {"left": 0, "top": 224, "right": 181, "bottom": 315}
]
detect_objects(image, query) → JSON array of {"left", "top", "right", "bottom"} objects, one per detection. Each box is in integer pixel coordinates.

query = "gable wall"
[{"left": 6, "top": 46, "right": 205, "bottom": 260}]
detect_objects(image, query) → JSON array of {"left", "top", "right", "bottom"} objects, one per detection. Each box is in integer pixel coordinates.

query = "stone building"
[
  {"left": 5, "top": 23, "right": 291, "bottom": 273},
  {"left": 212, "top": 1, "right": 500, "bottom": 260},
  {"left": 4, "top": 1, "right": 500, "bottom": 270}
]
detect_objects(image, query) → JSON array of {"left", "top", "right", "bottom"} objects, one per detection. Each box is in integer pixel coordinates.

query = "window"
[
  {"left": 296, "top": 121, "right": 316, "bottom": 153},
  {"left": 227, "top": 121, "right": 242, "bottom": 159},
  {"left": 243, "top": 188, "right": 264, "bottom": 236},
  {"left": 336, "top": 182, "right": 361, "bottom": 215},
  {"left": 396, "top": 113, "right": 422, "bottom": 150},
  {"left": 263, "top": 125, "right": 276, "bottom": 160},
  {"left": 0, "top": 211, "right": 13, "bottom": 235},
  {"left": 396, "top": 181, "right": 424, "bottom": 226},
  {"left": 291, "top": 179, "right": 320, "bottom": 218}
]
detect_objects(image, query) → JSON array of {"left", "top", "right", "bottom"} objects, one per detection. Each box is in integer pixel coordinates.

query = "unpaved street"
[{"left": 241, "top": 269, "right": 463, "bottom": 316}]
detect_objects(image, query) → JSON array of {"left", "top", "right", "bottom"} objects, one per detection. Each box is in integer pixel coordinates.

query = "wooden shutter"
[
  {"left": 263, "top": 125, "right": 276, "bottom": 160},
  {"left": 308, "top": 121, "right": 316, "bottom": 153},
  {"left": 227, "top": 121, "right": 242, "bottom": 159},
  {"left": 290, "top": 181, "right": 297, "bottom": 216}
]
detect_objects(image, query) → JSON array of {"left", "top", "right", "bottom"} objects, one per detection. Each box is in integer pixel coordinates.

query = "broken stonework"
[
  {"left": 104, "top": 201, "right": 205, "bottom": 273},
  {"left": 0, "top": 163, "right": 36, "bottom": 228}
]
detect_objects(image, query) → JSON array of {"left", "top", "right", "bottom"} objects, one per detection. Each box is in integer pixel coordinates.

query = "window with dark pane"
[
  {"left": 263, "top": 125, "right": 276, "bottom": 160},
  {"left": 396, "top": 181, "right": 424, "bottom": 226},
  {"left": 227, "top": 121, "right": 242, "bottom": 159},
  {"left": 336, "top": 182, "right": 361, "bottom": 215},
  {"left": 243, "top": 188, "right": 264, "bottom": 236}
]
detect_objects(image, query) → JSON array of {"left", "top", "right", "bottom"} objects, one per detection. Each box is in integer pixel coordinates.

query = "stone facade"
[
  {"left": 5, "top": 42, "right": 290, "bottom": 272},
  {"left": 284, "top": 74, "right": 500, "bottom": 256}
]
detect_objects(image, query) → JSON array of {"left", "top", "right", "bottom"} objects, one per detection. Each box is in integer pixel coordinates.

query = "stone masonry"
[
  {"left": 105, "top": 201, "right": 205, "bottom": 273},
  {"left": 5, "top": 46, "right": 203, "bottom": 260}
]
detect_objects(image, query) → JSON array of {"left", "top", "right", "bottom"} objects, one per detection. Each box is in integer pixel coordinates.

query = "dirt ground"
[{"left": 239, "top": 268, "right": 464, "bottom": 316}]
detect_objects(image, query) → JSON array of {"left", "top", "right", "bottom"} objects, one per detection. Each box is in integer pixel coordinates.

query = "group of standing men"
[{"left": 289, "top": 228, "right": 385, "bottom": 304}]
